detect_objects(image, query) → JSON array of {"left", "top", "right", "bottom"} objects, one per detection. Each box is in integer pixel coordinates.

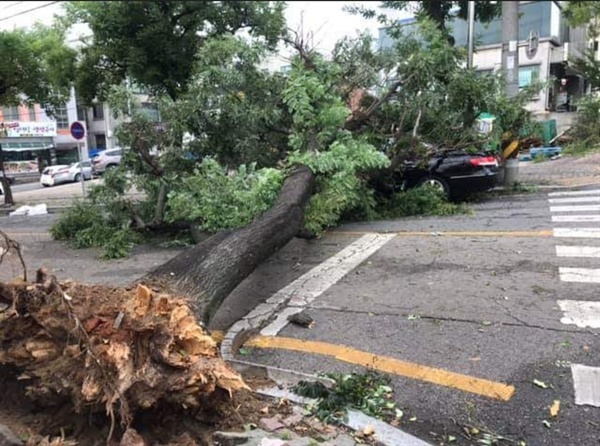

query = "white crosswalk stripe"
[
  {"left": 548, "top": 189, "right": 600, "bottom": 197},
  {"left": 556, "top": 246, "right": 600, "bottom": 258},
  {"left": 552, "top": 215, "right": 600, "bottom": 222},
  {"left": 559, "top": 267, "right": 600, "bottom": 283},
  {"left": 548, "top": 189, "right": 600, "bottom": 406},
  {"left": 550, "top": 204, "right": 600, "bottom": 213},
  {"left": 548, "top": 196, "right": 600, "bottom": 204},
  {"left": 553, "top": 228, "right": 600, "bottom": 238}
]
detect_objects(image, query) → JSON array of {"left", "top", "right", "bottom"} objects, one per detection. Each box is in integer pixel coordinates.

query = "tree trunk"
[
  {"left": 146, "top": 165, "right": 316, "bottom": 324},
  {"left": 0, "top": 148, "right": 15, "bottom": 206},
  {"left": 0, "top": 176, "right": 13, "bottom": 206}
]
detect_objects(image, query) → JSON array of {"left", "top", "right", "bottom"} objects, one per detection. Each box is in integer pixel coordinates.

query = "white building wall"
[{"left": 473, "top": 40, "right": 554, "bottom": 115}]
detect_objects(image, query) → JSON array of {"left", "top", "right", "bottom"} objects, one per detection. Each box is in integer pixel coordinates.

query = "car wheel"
[
  {"left": 42, "top": 184, "right": 50, "bottom": 188},
  {"left": 417, "top": 176, "right": 450, "bottom": 198},
  {"left": 105, "top": 164, "right": 117, "bottom": 171},
  {"left": 74, "top": 173, "right": 82, "bottom": 182}
]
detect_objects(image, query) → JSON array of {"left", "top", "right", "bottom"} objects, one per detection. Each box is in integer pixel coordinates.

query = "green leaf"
[{"left": 238, "top": 347, "right": 252, "bottom": 356}]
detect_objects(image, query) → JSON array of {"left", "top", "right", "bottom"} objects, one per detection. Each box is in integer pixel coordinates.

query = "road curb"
[{"left": 220, "top": 287, "right": 432, "bottom": 446}]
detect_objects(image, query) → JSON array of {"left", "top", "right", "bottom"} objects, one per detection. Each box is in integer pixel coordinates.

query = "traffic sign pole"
[
  {"left": 70, "top": 122, "right": 87, "bottom": 199},
  {"left": 78, "top": 143, "right": 85, "bottom": 198}
]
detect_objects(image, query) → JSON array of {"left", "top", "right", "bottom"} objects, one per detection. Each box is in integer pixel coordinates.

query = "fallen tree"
[
  {"left": 0, "top": 164, "right": 315, "bottom": 444},
  {"left": 146, "top": 165, "right": 315, "bottom": 323}
]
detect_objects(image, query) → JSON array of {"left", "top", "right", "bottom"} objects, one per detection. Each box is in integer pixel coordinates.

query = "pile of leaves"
[{"left": 293, "top": 371, "right": 404, "bottom": 424}]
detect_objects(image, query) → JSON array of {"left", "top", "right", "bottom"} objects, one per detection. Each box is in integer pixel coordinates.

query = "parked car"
[
  {"left": 373, "top": 149, "right": 500, "bottom": 200},
  {"left": 40, "top": 161, "right": 93, "bottom": 187},
  {"left": 91, "top": 148, "right": 123, "bottom": 175}
]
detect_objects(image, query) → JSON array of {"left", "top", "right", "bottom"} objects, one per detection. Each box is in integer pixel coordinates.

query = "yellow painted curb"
[{"left": 246, "top": 335, "right": 515, "bottom": 401}]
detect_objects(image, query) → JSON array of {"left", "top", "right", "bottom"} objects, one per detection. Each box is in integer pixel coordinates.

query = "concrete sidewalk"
[{"left": 519, "top": 152, "right": 600, "bottom": 187}]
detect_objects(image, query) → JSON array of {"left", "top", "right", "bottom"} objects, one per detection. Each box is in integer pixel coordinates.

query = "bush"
[
  {"left": 50, "top": 201, "right": 140, "bottom": 259},
  {"left": 564, "top": 95, "right": 600, "bottom": 157},
  {"left": 377, "top": 185, "right": 470, "bottom": 219}
]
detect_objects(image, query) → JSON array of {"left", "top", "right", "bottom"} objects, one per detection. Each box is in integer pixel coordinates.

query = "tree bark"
[
  {"left": 146, "top": 165, "right": 316, "bottom": 324},
  {"left": 0, "top": 176, "right": 13, "bottom": 206},
  {"left": 0, "top": 148, "right": 15, "bottom": 206}
]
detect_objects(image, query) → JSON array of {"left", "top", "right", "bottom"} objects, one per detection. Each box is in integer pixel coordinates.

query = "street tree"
[
  {"left": 65, "top": 1, "right": 286, "bottom": 103},
  {"left": 350, "top": 1, "right": 501, "bottom": 44},
  {"left": 0, "top": 24, "right": 76, "bottom": 205},
  {"left": 563, "top": 1, "right": 600, "bottom": 37},
  {"left": 563, "top": 1, "right": 600, "bottom": 91}
]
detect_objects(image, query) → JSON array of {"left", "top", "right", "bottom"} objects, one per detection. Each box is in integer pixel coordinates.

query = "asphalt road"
[
  {"left": 238, "top": 186, "right": 600, "bottom": 446},
  {"left": 1, "top": 185, "right": 598, "bottom": 446},
  {"left": 11, "top": 182, "right": 44, "bottom": 193}
]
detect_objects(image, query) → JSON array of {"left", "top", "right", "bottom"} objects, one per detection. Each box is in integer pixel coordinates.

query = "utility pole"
[
  {"left": 501, "top": 1, "right": 520, "bottom": 187},
  {"left": 467, "top": 1, "right": 475, "bottom": 68},
  {"left": 501, "top": 1, "right": 519, "bottom": 98}
]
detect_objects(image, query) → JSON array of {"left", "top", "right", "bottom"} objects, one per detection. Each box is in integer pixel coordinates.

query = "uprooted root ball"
[{"left": 0, "top": 270, "right": 247, "bottom": 444}]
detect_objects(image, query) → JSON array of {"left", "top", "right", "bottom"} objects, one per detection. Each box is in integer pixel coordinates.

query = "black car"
[{"left": 374, "top": 150, "right": 500, "bottom": 200}]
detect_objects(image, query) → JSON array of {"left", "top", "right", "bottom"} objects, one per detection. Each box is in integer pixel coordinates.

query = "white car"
[{"left": 40, "top": 161, "right": 93, "bottom": 187}]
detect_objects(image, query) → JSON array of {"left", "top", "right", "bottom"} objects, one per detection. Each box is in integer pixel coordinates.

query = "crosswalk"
[{"left": 548, "top": 188, "right": 600, "bottom": 408}]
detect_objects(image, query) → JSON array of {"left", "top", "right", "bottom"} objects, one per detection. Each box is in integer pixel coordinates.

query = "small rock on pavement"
[
  {"left": 282, "top": 414, "right": 304, "bottom": 427},
  {"left": 0, "top": 423, "right": 23, "bottom": 446},
  {"left": 259, "top": 417, "right": 286, "bottom": 432},
  {"left": 259, "top": 440, "right": 289, "bottom": 446},
  {"left": 331, "top": 434, "right": 356, "bottom": 446},
  {"left": 214, "top": 430, "right": 270, "bottom": 446}
]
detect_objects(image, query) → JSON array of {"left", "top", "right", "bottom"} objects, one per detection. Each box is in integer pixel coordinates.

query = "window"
[
  {"left": 54, "top": 105, "right": 69, "bottom": 129},
  {"left": 92, "top": 103, "right": 104, "bottom": 120},
  {"left": 476, "top": 69, "right": 494, "bottom": 77},
  {"left": 140, "top": 102, "right": 160, "bottom": 122},
  {"left": 95, "top": 134, "right": 106, "bottom": 149},
  {"left": 2, "top": 106, "right": 19, "bottom": 121},
  {"left": 76, "top": 103, "right": 86, "bottom": 121},
  {"left": 518, "top": 65, "right": 540, "bottom": 89},
  {"left": 28, "top": 106, "right": 36, "bottom": 121}
]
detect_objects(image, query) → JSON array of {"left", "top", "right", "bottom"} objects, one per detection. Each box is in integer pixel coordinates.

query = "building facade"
[
  {"left": 378, "top": 1, "right": 591, "bottom": 121},
  {"left": 0, "top": 88, "right": 89, "bottom": 172},
  {"left": 0, "top": 83, "right": 162, "bottom": 171}
]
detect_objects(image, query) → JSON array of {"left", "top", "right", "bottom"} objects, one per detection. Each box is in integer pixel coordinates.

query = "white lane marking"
[
  {"left": 260, "top": 233, "right": 396, "bottom": 337},
  {"left": 556, "top": 246, "right": 600, "bottom": 258},
  {"left": 553, "top": 228, "right": 600, "bottom": 238},
  {"left": 550, "top": 205, "right": 600, "bottom": 213},
  {"left": 558, "top": 300, "right": 600, "bottom": 328},
  {"left": 559, "top": 267, "right": 600, "bottom": 283},
  {"left": 571, "top": 364, "right": 600, "bottom": 407},
  {"left": 549, "top": 196, "right": 600, "bottom": 204},
  {"left": 549, "top": 189, "right": 600, "bottom": 197},
  {"left": 552, "top": 215, "right": 600, "bottom": 223}
]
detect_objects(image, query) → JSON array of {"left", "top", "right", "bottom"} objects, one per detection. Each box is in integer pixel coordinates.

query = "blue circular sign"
[{"left": 70, "top": 121, "right": 85, "bottom": 140}]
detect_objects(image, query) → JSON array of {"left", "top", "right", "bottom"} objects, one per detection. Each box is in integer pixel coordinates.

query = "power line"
[
  {"left": 0, "top": 1, "right": 59, "bottom": 23},
  {"left": 1, "top": 2, "right": 25, "bottom": 11}
]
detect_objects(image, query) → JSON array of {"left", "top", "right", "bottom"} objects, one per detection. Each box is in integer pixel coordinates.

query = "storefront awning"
[{"left": 0, "top": 140, "right": 54, "bottom": 152}]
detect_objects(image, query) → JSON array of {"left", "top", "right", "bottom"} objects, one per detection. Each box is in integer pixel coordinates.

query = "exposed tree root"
[{"left": 0, "top": 269, "right": 247, "bottom": 445}]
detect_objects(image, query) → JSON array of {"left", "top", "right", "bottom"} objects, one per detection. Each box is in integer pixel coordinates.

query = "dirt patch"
[{"left": 0, "top": 376, "right": 298, "bottom": 445}]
